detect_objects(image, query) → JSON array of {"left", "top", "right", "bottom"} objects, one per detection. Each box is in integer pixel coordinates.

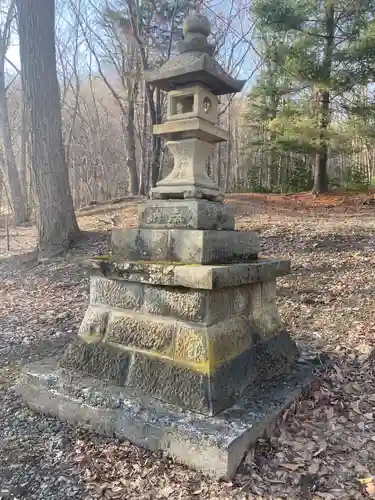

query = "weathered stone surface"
[
  {"left": 90, "top": 280, "right": 256, "bottom": 325},
  {"left": 249, "top": 282, "right": 262, "bottom": 310},
  {"left": 127, "top": 353, "right": 210, "bottom": 413},
  {"left": 153, "top": 139, "right": 219, "bottom": 202},
  {"left": 173, "top": 314, "right": 258, "bottom": 369},
  {"left": 60, "top": 306, "right": 295, "bottom": 415},
  {"left": 207, "top": 315, "right": 255, "bottom": 370},
  {"left": 206, "top": 286, "right": 249, "bottom": 324},
  {"left": 254, "top": 260, "right": 290, "bottom": 282},
  {"left": 90, "top": 276, "right": 143, "bottom": 310},
  {"left": 262, "top": 280, "right": 277, "bottom": 303},
  {"left": 111, "top": 228, "right": 259, "bottom": 264},
  {"left": 148, "top": 136, "right": 228, "bottom": 202},
  {"left": 144, "top": 50, "right": 245, "bottom": 97},
  {"left": 106, "top": 311, "right": 175, "bottom": 355},
  {"left": 209, "top": 330, "right": 299, "bottom": 413},
  {"left": 169, "top": 229, "right": 259, "bottom": 264},
  {"left": 138, "top": 199, "right": 235, "bottom": 230},
  {"left": 16, "top": 356, "right": 321, "bottom": 479},
  {"left": 84, "top": 258, "right": 290, "bottom": 289},
  {"left": 111, "top": 229, "right": 170, "bottom": 261},
  {"left": 252, "top": 304, "right": 282, "bottom": 338},
  {"left": 175, "top": 326, "right": 208, "bottom": 364},
  {"left": 249, "top": 280, "right": 282, "bottom": 338},
  {"left": 78, "top": 305, "right": 108, "bottom": 344},
  {"left": 143, "top": 286, "right": 206, "bottom": 322},
  {"left": 59, "top": 339, "right": 131, "bottom": 386},
  {"left": 167, "top": 85, "right": 218, "bottom": 124}
]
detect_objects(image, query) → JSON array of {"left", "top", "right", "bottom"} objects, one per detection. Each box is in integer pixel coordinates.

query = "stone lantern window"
[{"left": 167, "top": 85, "right": 218, "bottom": 125}]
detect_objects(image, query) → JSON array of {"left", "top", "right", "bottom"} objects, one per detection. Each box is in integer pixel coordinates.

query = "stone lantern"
[
  {"left": 17, "top": 10, "right": 316, "bottom": 481},
  {"left": 144, "top": 10, "right": 243, "bottom": 203}
]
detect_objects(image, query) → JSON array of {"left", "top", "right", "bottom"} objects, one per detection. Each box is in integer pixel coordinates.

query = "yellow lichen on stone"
[
  {"left": 207, "top": 315, "right": 253, "bottom": 369},
  {"left": 108, "top": 341, "right": 210, "bottom": 375},
  {"left": 174, "top": 315, "right": 256, "bottom": 374},
  {"left": 174, "top": 326, "right": 208, "bottom": 364}
]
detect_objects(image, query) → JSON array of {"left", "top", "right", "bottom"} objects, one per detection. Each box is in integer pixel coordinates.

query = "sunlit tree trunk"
[{"left": 17, "top": 0, "right": 81, "bottom": 257}]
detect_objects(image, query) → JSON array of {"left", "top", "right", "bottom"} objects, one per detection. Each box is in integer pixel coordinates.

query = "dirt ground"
[{"left": 1, "top": 192, "right": 375, "bottom": 499}]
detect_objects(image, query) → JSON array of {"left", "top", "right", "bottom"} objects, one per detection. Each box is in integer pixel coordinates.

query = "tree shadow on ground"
[
  {"left": 262, "top": 228, "right": 374, "bottom": 256},
  {"left": 0, "top": 230, "right": 109, "bottom": 282}
]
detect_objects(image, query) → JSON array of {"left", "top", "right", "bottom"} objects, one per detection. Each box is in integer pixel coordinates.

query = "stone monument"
[{"left": 16, "top": 11, "right": 318, "bottom": 479}]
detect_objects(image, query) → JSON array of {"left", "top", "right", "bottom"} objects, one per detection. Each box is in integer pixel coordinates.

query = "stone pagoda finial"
[{"left": 178, "top": 10, "right": 215, "bottom": 56}]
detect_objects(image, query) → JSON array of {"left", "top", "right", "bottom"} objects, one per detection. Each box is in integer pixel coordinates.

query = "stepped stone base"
[
  {"left": 58, "top": 259, "right": 298, "bottom": 415},
  {"left": 16, "top": 355, "right": 321, "bottom": 479}
]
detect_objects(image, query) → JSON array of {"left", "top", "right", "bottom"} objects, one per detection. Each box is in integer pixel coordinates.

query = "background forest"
[{"left": 2, "top": 0, "right": 375, "bottom": 225}]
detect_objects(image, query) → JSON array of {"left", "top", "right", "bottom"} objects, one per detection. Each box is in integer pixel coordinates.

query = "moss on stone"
[{"left": 92, "top": 255, "right": 202, "bottom": 267}]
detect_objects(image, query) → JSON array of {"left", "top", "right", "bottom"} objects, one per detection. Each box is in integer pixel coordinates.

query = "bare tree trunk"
[
  {"left": 139, "top": 83, "right": 148, "bottom": 195},
  {"left": 150, "top": 87, "right": 162, "bottom": 187},
  {"left": 0, "top": 69, "right": 27, "bottom": 224},
  {"left": 20, "top": 92, "right": 29, "bottom": 213},
  {"left": 17, "top": 0, "right": 81, "bottom": 257},
  {"left": 216, "top": 143, "right": 222, "bottom": 188},
  {"left": 126, "top": 80, "right": 139, "bottom": 195}
]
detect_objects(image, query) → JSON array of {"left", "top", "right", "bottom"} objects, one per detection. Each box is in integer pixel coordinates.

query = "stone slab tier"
[
  {"left": 111, "top": 228, "right": 259, "bottom": 265},
  {"left": 16, "top": 356, "right": 322, "bottom": 479},
  {"left": 138, "top": 200, "right": 235, "bottom": 230},
  {"left": 153, "top": 117, "right": 229, "bottom": 143},
  {"left": 84, "top": 258, "right": 290, "bottom": 289}
]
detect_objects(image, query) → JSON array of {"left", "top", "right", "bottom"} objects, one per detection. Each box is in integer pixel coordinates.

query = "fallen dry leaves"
[{"left": 1, "top": 193, "right": 375, "bottom": 499}]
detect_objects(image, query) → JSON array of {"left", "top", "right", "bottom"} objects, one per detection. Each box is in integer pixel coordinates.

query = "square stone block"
[
  {"left": 143, "top": 285, "right": 207, "bottom": 322},
  {"left": 90, "top": 276, "right": 253, "bottom": 324},
  {"left": 138, "top": 199, "right": 235, "bottom": 230},
  {"left": 111, "top": 228, "right": 259, "bottom": 264},
  {"left": 90, "top": 277, "right": 144, "bottom": 310},
  {"left": 105, "top": 310, "right": 175, "bottom": 355},
  {"left": 127, "top": 353, "right": 210, "bottom": 414},
  {"left": 111, "top": 229, "right": 170, "bottom": 261},
  {"left": 59, "top": 339, "right": 131, "bottom": 386},
  {"left": 167, "top": 84, "right": 218, "bottom": 124}
]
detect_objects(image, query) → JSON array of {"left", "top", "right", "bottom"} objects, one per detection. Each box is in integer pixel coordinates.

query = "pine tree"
[{"left": 251, "top": 0, "right": 375, "bottom": 193}]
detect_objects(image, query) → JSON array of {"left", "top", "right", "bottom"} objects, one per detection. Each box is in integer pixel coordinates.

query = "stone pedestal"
[
  {"left": 44, "top": 184, "right": 300, "bottom": 417},
  {"left": 55, "top": 196, "right": 299, "bottom": 417},
  {"left": 59, "top": 253, "right": 298, "bottom": 416}
]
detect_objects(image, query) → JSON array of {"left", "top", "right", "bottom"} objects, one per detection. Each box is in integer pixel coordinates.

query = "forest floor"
[{"left": 1, "top": 191, "right": 375, "bottom": 499}]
